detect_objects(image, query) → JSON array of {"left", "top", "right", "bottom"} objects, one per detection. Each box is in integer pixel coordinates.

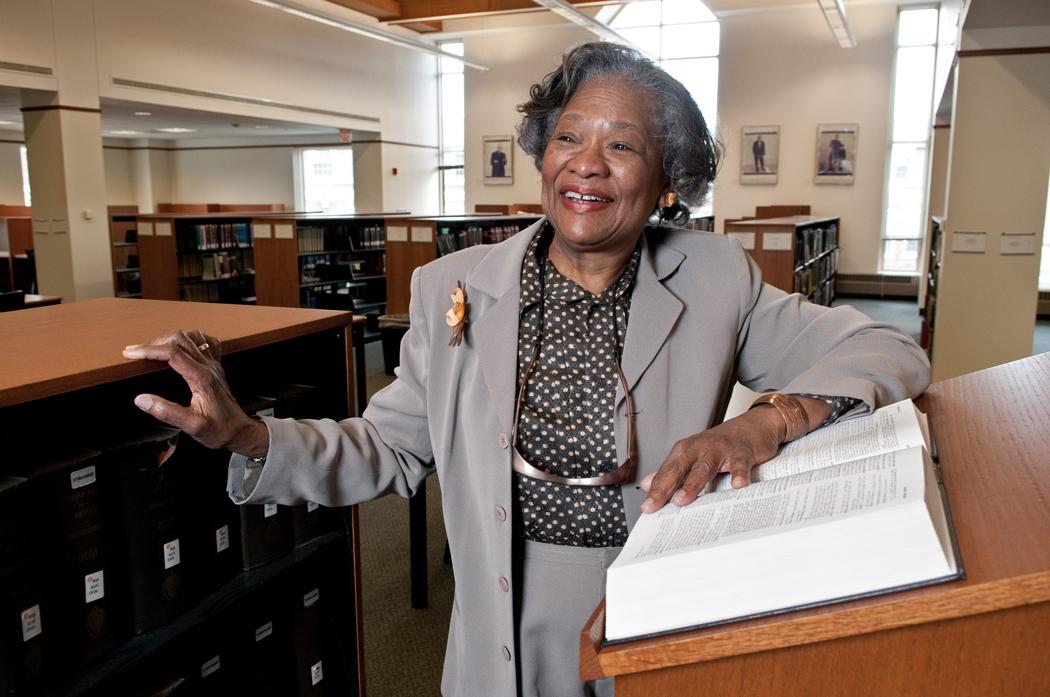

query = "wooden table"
[
  {"left": 581, "top": 353, "right": 1050, "bottom": 696},
  {"left": 24, "top": 293, "right": 61, "bottom": 307}
]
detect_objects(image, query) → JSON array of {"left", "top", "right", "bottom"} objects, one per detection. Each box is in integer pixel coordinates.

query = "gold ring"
[{"left": 197, "top": 342, "right": 210, "bottom": 352}]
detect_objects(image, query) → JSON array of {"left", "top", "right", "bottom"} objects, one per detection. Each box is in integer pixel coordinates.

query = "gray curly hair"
[{"left": 516, "top": 42, "right": 720, "bottom": 225}]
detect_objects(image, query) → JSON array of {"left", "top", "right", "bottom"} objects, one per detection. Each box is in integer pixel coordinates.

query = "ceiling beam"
[
  {"left": 325, "top": 0, "right": 403, "bottom": 21},
  {"left": 384, "top": 0, "right": 600, "bottom": 24}
]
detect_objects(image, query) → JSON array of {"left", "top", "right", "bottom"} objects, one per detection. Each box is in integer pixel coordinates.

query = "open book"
[{"left": 604, "top": 399, "right": 963, "bottom": 642}]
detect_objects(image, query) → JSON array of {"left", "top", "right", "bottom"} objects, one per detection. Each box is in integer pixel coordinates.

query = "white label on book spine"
[
  {"left": 252, "top": 223, "right": 272, "bottom": 240},
  {"left": 85, "top": 570, "right": 105, "bottom": 603},
  {"left": 307, "top": 501, "right": 319, "bottom": 513},
  {"left": 304, "top": 588, "right": 320, "bottom": 607},
  {"left": 163, "top": 539, "right": 181, "bottom": 569},
  {"left": 386, "top": 225, "right": 408, "bottom": 242},
  {"left": 274, "top": 224, "right": 294, "bottom": 239},
  {"left": 255, "top": 621, "right": 273, "bottom": 642},
  {"left": 155, "top": 221, "right": 172, "bottom": 237},
  {"left": 21, "top": 605, "right": 42, "bottom": 641},
  {"left": 70, "top": 465, "right": 96, "bottom": 490},
  {"left": 411, "top": 225, "right": 433, "bottom": 243},
  {"left": 215, "top": 525, "right": 230, "bottom": 553},
  {"left": 139, "top": 221, "right": 154, "bottom": 236},
  {"left": 311, "top": 661, "right": 324, "bottom": 686},
  {"left": 255, "top": 407, "right": 276, "bottom": 418},
  {"left": 727, "top": 232, "right": 755, "bottom": 250},
  {"left": 762, "top": 232, "right": 792, "bottom": 251},
  {"left": 201, "top": 655, "right": 221, "bottom": 678},
  {"left": 264, "top": 503, "right": 278, "bottom": 518}
]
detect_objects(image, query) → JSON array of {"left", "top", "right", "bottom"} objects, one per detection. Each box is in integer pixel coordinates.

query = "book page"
[
  {"left": 620, "top": 447, "right": 927, "bottom": 565},
  {"left": 711, "top": 399, "right": 926, "bottom": 492}
]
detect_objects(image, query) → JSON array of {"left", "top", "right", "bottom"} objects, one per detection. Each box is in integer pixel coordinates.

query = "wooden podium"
[{"left": 581, "top": 353, "right": 1050, "bottom": 696}]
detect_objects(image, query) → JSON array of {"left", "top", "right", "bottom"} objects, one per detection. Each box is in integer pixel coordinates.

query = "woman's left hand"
[{"left": 639, "top": 407, "right": 786, "bottom": 513}]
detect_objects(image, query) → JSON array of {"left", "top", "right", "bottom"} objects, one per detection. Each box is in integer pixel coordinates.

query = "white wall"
[
  {"left": 170, "top": 147, "right": 297, "bottom": 209},
  {"left": 456, "top": 14, "right": 591, "bottom": 210},
  {"left": 0, "top": 140, "right": 25, "bottom": 205},
  {"left": 103, "top": 146, "right": 135, "bottom": 205},
  {"left": 380, "top": 142, "right": 440, "bottom": 214},
  {"left": 716, "top": 4, "right": 898, "bottom": 275}
]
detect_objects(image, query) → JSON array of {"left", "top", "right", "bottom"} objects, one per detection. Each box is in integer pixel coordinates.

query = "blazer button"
[
  {"left": 495, "top": 506, "right": 507, "bottom": 522},
  {"left": 498, "top": 576, "right": 509, "bottom": 593},
  {"left": 502, "top": 645, "right": 512, "bottom": 661},
  {"left": 497, "top": 433, "right": 510, "bottom": 449}
]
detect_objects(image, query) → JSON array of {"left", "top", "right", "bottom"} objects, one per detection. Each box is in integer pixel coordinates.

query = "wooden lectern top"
[{"left": 582, "top": 353, "right": 1050, "bottom": 683}]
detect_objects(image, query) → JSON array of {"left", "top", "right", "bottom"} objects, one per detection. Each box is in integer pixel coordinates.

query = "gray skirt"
[{"left": 516, "top": 540, "right": 622, "bottom": 697}]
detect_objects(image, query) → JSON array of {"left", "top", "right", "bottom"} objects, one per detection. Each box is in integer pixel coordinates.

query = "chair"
[{"left": 0, "top": 290, "right": 26, "bottom": 312}]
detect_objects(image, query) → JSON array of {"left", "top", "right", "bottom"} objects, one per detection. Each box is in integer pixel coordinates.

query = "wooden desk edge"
[
  {"left": 0, "top": 311, "right": 354, "bottom": 408},
  {"left": 580, "top": 570, "right": 1050, "bottom": 680}
]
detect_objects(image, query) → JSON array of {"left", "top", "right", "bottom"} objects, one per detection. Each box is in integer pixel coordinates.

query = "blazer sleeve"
[
  {"left": 228, "top": 267, "right": 435, "bottom": 507},
  {"left": 733, "top": 253, "right": 930, "bottom": 413}
]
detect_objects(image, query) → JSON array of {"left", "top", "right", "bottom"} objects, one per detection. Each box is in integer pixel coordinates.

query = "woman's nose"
[{"left": 568, "top": 143, "right": 610, "bottom": 178}]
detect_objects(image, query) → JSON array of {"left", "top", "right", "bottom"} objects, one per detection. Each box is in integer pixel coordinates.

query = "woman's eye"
[
  {"left": 612, "top": 142, "right": 632, "bottom": 151},
  {"left": 556, "top": 134, "right": 576, "bottom": 143}
]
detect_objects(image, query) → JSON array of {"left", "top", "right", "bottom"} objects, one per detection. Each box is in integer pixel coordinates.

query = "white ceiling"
[
  {"left": 964, "top": 0, "right": 1050, "bottom": 30},
  {"left": 0, "top": 88, "right": 339, "bottom": 140}
]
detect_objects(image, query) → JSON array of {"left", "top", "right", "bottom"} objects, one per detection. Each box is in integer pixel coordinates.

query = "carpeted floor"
[{"left": 354, "top": 295, "right": 1050, "bottom": 696}]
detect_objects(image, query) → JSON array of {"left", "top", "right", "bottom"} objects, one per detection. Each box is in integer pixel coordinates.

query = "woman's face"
[{"left": 540, "top": 75, "right": 666, "bottom": 257}]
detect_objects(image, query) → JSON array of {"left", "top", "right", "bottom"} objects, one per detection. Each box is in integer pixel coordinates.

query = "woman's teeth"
[{"left": 564, "top": 191, "right": 611, "bottom": 202}]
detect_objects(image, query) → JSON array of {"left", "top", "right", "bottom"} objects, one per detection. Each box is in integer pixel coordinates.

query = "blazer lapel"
[
  {"left": 620, "top": 231, "right": 685, "bottom": 397},
  {"left": 468, "top": 220, "right": 542, "bottom": 437}
]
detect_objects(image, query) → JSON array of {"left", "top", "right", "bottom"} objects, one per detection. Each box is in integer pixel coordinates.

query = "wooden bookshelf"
[
  {"left": 251, "top": 213, "right": 405, "bottom": 325},
  {"left": 0, "top": 298, "right": 363, "bottom": 696},
  {"left": 137, "top": 211, "right": 288, "bottom": 304},
  {"left": 108, "top": 205, "right": 140, "bottom": 299},
  {"left": 921, "top": 216, "right": 945, "bottom": 356},
  {"left": 724, "top": 215, "right": 841, "bottom": 306},
  {"left": 384, "top": 214, "right": 542, "bottom": 315}
]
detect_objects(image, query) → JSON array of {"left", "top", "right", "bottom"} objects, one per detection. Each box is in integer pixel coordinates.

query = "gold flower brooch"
[{"left": 445, "top": 281, "right": 468, "bottom": 347}]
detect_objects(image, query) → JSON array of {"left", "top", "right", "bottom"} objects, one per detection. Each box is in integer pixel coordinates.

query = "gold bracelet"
[{"left": 749, "top": 393, "right": 810, "bottom": 443}]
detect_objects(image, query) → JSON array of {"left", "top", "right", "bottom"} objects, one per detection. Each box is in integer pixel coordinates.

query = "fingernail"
[
  {"left": 640, "top": 497, "right": 655, "bottom": 513},
  {"left": 123, "top": 346, "right": 144, "bottom": 357},
  {"left": 732, "top": 475, "right": 747, "bottom": 488},
  {"left": 134, "top": 395, "right": 154, "bottom": 411},
  {"left": 672, "top": 492, "right": 688, "bottom": 505}
]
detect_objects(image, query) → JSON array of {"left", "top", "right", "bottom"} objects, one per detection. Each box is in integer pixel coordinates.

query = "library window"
[
  {"left": 598, "top": 0, "right": 719, "bottom": 215},
  {"left": 880, "top": 6, "right": 938, "bottom": 273},
  {"left": 439, "top": 40, "right": 465, "bottom": 215},
  {"left": 19, "top": 145, "right": 31, "bottom": 206},
  {"left": 297, "top": 147, "right": 355, "bottom": 214}
]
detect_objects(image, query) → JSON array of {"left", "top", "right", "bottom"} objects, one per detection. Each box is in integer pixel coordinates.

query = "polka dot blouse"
[{"left": 511, "top": 225, "right": 861, "bottom": 548}]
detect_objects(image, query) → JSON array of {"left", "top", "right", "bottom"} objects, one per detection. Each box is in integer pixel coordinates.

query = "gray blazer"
[{"left": 228, "top": 219, "right": 930, "bottom": 697}]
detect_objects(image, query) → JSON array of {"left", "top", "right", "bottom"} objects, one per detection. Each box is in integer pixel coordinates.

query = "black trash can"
[{"left": 378, "top": 314, "right": 410, "bottom": 376}]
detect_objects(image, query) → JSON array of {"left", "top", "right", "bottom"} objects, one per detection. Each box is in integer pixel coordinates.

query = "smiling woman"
[{"left": 125, "top": 41, "right": 930, "bottom": 697}]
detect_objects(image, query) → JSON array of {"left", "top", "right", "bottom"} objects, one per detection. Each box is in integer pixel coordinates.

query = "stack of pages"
[{"left": 605, "top": 399, "right": 963, "bottom": 642}]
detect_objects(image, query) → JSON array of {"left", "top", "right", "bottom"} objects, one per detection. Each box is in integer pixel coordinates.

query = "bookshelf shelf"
[
  {"left": 0, "top": 299, "right": 362, "bottom": 696},
  {"left": 724, "top": 215, "right": 841, "bottom": 306},
  {"left": 252, "top": 213, "right": 403, "bottom": 321},
  {"left": 921, "top": 216, "right": 944, "bottom": 356},
  {"left": 384, "top": 214, "right": 542, "bottom": 315},
  {"left": 107, "top": 206, "right": 140, "bottom": 299}
]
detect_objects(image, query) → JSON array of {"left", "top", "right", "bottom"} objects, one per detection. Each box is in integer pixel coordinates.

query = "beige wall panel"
[
  {"left": 0, "top": 141, "right": 25, "bottom": 205},
  {"left": 353, "top": 140, "right": 384, "bottom": 212},
  {"left": 103, "top": 147, "right": 135, "bottom": 205},
  {"left": 381, "top": 142, "right": 439, "bottom": 214},
  {"left": 170, "top": 147, "right": 296, "bottom": 209}
]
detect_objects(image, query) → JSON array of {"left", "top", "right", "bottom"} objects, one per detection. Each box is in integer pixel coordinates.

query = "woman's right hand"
[{"left": 122, "top": 329, "right": 269, "bottom": 458}]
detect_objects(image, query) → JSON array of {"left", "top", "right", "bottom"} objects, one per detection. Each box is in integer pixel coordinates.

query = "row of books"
[
  {"left": 793, "top": 223, "right": 839, "bottom": 267},
  {"left": 140, "top": 555, "right": 349, "bottom": 697},
  {"left": 795, "top": 249, "right": 838, "bottom": 299},
  {"left": 296, "top": 225, "right": 385, "bottom": 253},
  {"left": 0, "top": 385, "right": 335, "bottom": 693},
  {"left": 435, "top": 224, "right": 522, "bottom": 256},
  {"left": 805, "top": 277, "right": 836, "bottom": 306},
  {"left": 177, "top": 224, "right": 252, "bottom": 252},
  {"left": 177, "top": 250, "right": 253, "bottom": 281}
]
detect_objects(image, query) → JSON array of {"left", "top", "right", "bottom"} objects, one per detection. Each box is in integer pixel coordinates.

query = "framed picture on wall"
[
  {"left": 815, "top": 123, "right": 858, "bottom": 184},
  {"left": 483, "top": 135, "right": 513, "bottom": 185},
  {"left": 741, "top": 125, "right": 779, "bottom": 185}
]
